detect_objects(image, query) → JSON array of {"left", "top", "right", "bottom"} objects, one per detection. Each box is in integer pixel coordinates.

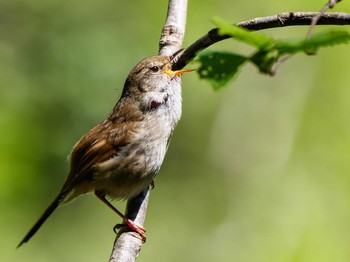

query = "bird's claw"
[{"left": 113, "top": 219, "right": 147, "bottom": 242}]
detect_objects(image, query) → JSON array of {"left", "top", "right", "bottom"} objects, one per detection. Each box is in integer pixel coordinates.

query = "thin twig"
[
  {"left": 173, "top": 12, "right": 350, "bottom": 70},
  {"left": 307, "top": 0, "right": 342, "bottom": 38},
  {"left": 279, "top": 1, "right": 343, "bottom": 73}
]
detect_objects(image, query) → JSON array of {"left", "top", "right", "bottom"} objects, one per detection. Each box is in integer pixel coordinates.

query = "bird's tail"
[{"left": 17, "top": 194, "right": 63, "bottom": 248}]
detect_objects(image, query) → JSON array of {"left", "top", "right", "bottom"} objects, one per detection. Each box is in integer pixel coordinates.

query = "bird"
[{"left": 18, "top": 50, "right": 193, "bottom": 247}]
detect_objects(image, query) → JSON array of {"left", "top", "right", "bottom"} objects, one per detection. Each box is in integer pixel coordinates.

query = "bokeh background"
[{"left": 2, "top": 0, "right": 350, "bottom": 261}]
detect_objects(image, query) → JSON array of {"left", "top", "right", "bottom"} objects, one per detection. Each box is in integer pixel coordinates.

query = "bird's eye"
[{"left": 150, "top": 66, "right": 159, "bottom": 73}]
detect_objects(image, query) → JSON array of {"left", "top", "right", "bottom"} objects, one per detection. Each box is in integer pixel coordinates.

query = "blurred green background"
[{"left": 2, "top": 0, "right": 350, "bottom": 261}]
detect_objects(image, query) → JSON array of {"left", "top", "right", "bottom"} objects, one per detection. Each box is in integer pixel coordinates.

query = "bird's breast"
[{"left": 93, "top": 130, "right": 170, "bottom": 199}]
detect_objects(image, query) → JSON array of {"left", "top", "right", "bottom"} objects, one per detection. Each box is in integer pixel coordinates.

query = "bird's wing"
[{"left": 63, "top": 120, "right": 132, "bottom": 192}]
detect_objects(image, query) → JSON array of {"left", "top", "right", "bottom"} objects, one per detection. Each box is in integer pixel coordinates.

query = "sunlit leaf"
[
  {"left": 209, "top": 16, "right": 350, "bottom": 77},
  {"left": 274, "top": 30, "right": 350, "bottom": 54},
  {"left": 212, "top": 16, "right": 275, "bottom": 50}
]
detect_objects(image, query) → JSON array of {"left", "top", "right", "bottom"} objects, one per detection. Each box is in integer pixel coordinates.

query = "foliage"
[
  {"left": 196, "top": 17, "right": 350, "bottom": 89},
  {"left": 196, "top": 51, "right": 247, "bottom": 90}
]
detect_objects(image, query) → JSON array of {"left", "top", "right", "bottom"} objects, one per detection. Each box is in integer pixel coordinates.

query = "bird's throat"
[{"left": 150, "top": 95, "right": 169, "bottom": 110}]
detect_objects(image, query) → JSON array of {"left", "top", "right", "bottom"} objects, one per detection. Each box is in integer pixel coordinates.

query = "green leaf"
[
  {"left": 250, "top": 50, "right": 279, "bottom": 74},
  {"left": 195, "top": 50, "right": 248, "bottom": 90},
  {"left": 274, "top": 30, "right": 350, "bottom": 54},
  {"left": 201, "top": 16, "right": 350, "bottom": 83},
  {"left": 211, "top": 16, "right": 275, "bottom": 50}
]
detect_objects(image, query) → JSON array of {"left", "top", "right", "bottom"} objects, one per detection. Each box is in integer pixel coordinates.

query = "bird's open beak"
[{"left": 164, "top": 66, "right": 194, "bottom": 77}]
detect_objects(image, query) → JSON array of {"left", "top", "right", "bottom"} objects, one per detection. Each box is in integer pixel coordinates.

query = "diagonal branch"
[
  {"left": 108, "top": 0, "right": 188, "bottom": 261},
  {"left": 173, "top": 12, "right": 350, "bottom": 70}
]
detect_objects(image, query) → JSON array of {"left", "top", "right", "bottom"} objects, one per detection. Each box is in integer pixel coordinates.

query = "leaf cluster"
[{"left": 195, "top": 17, "right": 350, "bottom": 89}]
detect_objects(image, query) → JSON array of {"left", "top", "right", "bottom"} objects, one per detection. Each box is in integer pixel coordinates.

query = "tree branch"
[
  {"left": 173, "top": 12, "right": 350, "bottom": 70},
  {"left": 109, "top": 188, "right": 150, "bottom": 262},
  {"left": 108, "top": 0, "right": 188, "bottom": 261},
  {"left": 159, "top": 0, "right": 188, "bottom": 55}
]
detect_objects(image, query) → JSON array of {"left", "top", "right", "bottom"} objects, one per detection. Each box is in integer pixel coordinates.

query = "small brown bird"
[{"left": 18, "top": 51, "right": 192, "bottom": 247}]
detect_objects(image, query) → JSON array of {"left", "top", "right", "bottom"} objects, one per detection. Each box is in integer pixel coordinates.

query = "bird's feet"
[{"left": 114, "top": 219, "right": 147, "bottom": 242}]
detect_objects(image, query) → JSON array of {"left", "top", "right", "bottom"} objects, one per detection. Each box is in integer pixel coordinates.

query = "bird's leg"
[{"left": 95, "top": 191, "right": 146, "bottom": 242}]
